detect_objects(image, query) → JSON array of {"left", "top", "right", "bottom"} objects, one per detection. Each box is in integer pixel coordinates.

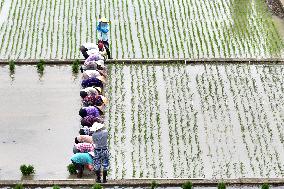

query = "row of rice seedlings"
[
  {"left": 257, "top": 66, "right": 284, "bottom": 147},
  {"left": 135, "top": 65, "right": 145, "bottom": 177},
  {"left": 195, "top": 72, "right": 225, "bottom": 178},
  {"left": 140, "top": 65, "right": 152, "bottom": 177},
  {"left": 130, "top": 65, "right": 138, "bottom": 177},
  {"left": 123, "top": 0, "right": 135, "bottom": 58},
  {"left": 196, "top": 67, "right": 231, "bottom": 178},
  {"left": 235, "top": 66, "right": 278, "bottom": 176},
  {"left": 135, "top": 0, "right": 150, "bottom": 58},
  {"left": 120, "top": 0, "right": 130, "bottom": 58},
  {"left": 0, "top": 0, "right": 17, "bottom": 58},
  {"left": 149, "top": 66, "right": 164, "bottom": 177},
  {"left": 225, "top": 65, "right": 280, "bottom": 177}
]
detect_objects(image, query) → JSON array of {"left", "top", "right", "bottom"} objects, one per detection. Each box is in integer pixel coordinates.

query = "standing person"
[
  {"left": 91, "top": 123, "right": 109, "bottom": 183},
  {"left": 97, "top": 17, "right": 112, "bottom": 59},
  {"left": 70, "top": 152, "right": 95, "bottom": 178}
]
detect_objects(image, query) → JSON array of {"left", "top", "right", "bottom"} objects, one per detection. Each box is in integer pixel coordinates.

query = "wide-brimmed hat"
[
  {"left": 94, "top": 87, "right": 102, "bottom": 93},
  {"left": 88, "top": 151, "right": 95, "bottom": 157},
  {"left": 87, "top": 49, "right": 99, "bottom": 56},
  {"left": 90, "top": 122, "right": 104, "bottom": 132},
  {"left": 101, "top": 96, "right": 108, "bottom": 105},
  {"left": 96, "top": 60, "right": 104, "bottom": 66},
  {"left": 99, "top": 17, "right": 109, "bottom": 23},
  {"left": 95, "top": 105, "right": 105, "bottom": 112},
  {"left": 97, "top": 76, "right": 106, "bottom": 84}
]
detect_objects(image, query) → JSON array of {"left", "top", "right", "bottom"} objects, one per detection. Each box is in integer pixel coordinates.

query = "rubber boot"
[
  {"left": 95, "top": 170, "right": 101, "bottom": 183},
  {"left": 103, "top": 170, "right": 107, "bottom": 183}
]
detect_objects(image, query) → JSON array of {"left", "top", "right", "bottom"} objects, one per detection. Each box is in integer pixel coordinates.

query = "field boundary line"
[
  {"left": 0, "top": 58, "right": 284, "bottom": 65},
  {"left": 1, "top": 178, "right": 284, "bottom": 187}
]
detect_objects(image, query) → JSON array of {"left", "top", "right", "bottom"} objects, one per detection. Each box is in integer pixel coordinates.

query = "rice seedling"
[
  {"left": 14, "top": 184, "right": 24, "bottom": 189},
  {"left": 261, "top": 183, "right": 269, "bottom": 189},
  {"left": 9, "top": 60, "right": 15, "bottom": 73},
  {"left": 67, "top": 163, "right": 76, "bottom": 175},
  {"left": 72, "top": 59, "right": 80, "bottom": 73},
  {"left": 182, "top": 181, "right": 193, "bottom": 189},
  {"left": 92, "top": 183, "right": 103, "bottom": 189},
  {"left": 150, "top": 180, "right": 158, "bottom": 189},
  {"left": 37, "top": 59, "right": 45, "bottom": 73},
  {"left": 20, "top": 164, "right": 35, "bottom": 176},
  {"left": 52, "top": 185, "right": 60, "bottom": 189}
]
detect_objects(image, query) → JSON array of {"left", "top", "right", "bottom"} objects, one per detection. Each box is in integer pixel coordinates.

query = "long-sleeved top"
[
  {"left": 74, "top": 143, "right": 95, "bottom": 153},
  {"left": 84, "top": 106, "right": 101, "bottom": 117},
  {"left": 81, "top": 87, "right": 100, "bottom": 96},
  {"left": 77, "top": 135, "right": 93, "bottom": 143},
  {"left": 92, "top": 129, "right": 108, "bottom": 149},
  {"left": 97, "top": 22, "right": 109, "bottom": 41},
  {"left": 81, "top": 115, "right": 104, "bottom": 127},
  {"left": 71, "top": 153, "right": 93, "bottom": 165},
  {"left": 81, "top": 77, "right": 103, "bottom": 88},
  {"left": 85, "top": 53, "right": 103, "bottom": 63},
  {"left": 83, "top": 70, "right": 101, "bottom": 79},
  {"left": 83, "top": 94, "right": 105, "bottom": 107}
]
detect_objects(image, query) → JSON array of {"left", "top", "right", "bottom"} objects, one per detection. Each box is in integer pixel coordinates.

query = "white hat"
[
  {"left": 96, "top": 60, "right": 105, "bottom": 66},
  {"left": 90, "top": 122, "right": 104, "bottom": 132},
  {"left": 87, "top": 49, "right": 99, "bottom": 56},
  {"left": 100, "top": 96, "right": 108, "bottom": 105},
  {"left": 97, "top": 76, "right": 106, "bottom": 84},
  {"left": 88, "top": 152, "right": 95, "bottom": 157}
]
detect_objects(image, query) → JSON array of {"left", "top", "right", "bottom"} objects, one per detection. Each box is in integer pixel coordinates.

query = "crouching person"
[
  {"left": 70, "top": 152, "right": 95, "bottom": 178},
  {"left": 92, "top": 122, "right": 109, "bottom": 183}
]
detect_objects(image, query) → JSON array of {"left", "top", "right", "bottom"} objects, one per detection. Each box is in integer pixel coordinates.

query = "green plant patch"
[
  {"left": 67, "top": 163, "right": 77, "bottom": 175},
  {"left": 20, "top": 164, "right": 35, "bottom": 176}
]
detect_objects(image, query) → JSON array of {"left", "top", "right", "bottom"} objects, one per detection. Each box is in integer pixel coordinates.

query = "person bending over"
[{"left": 70, "top": 152, "right": 94, "bottom": 178}]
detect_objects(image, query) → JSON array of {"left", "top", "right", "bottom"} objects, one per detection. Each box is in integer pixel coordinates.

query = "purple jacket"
[
  {"left": 84, "top": 106, "right": 101, "bottom": 117},
  {"left": 81, "top": 77, "right": 103, "bottom": 88}
]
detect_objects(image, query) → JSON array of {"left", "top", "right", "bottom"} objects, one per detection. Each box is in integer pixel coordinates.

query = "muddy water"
[{"left": 0, "top": 65, "right": 81, "bottom": 179}]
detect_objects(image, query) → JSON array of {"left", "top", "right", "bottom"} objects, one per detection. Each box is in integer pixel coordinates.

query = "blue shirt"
[
  {"left": 71, "top": 153, "right": 93, "bottom": 165},
  {"left": 97, "top": 22, "right": 109, "bottom": 41}
]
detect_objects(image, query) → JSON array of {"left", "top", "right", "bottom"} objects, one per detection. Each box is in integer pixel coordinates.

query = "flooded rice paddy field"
[
  {"left": 0, "top": 65, "right": 81, "bottom": 179},
  {"left": 1, "top": 64, "right": 284, "bottom": 180},
  {"left": 0, "top": 0, "right": 283, "bottom": 59},
  {"left": 105, "top": 63, "right": 284, "bottom": 179}
]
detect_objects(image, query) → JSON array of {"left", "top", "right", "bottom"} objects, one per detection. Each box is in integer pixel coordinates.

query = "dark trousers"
[
  {"left": 102, "top": 41, "right": 111, "bottom": 59},
  {"left": 80, "top": 46, "right": 89, "bottom": 59}
]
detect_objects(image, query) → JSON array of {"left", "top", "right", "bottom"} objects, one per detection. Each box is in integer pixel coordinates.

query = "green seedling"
[
  {"left": 92, "top": 183, "right": 103, "bottom": 189},
  {"left": 72, "top": 59, "right": 80, "bottom": 73},
  {"left": 261, "top": 183, "right": 269, "bottom": 189},
  {"left": 53, "top": 185, "right": 60, "bottom": 189},
  {"left": 20, "top": 164, "right": 35, "bottom": 176},
  {"left": 37, "top": 59, "right": 45, "bottom": 73},
  {"left": 67, "top": 163, "right": 76, "bottom": 175},
  {"left": 9, "top": 60, "right": 15, "bottom": 73},
  {"left": 151, "top": 180, "right": 158, "bottom": 189},
  {"left": 182, "top": 181, "right": 193, "bottom": 189},
  {"left": 14, "top": 184, "right": 24, "bottom": 189},
  {"left": 218, "top": 182, "right": 226, "bottom": 189}
]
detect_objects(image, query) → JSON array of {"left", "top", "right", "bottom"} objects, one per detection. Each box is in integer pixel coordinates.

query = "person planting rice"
[
  {"left": 82, "top": 70, "right": 106, "bottom": 80},
  {"left": 82, "top": 94, "right": 108, "bottom": 107},
  {"left": 81, "top": 115, "right": 104, "bottom": 127},
  {"left": 80, "top": 87, "right": 102, "bottom": 98},
  {"left": 91, "top": 122, "right": 109, "bottom": 183},
  {"left": 80, "top": 42, "right": 107, "bottom": 59},
  {"left": 70, "top": 152, "right": 95, "bottom": 178},
  {"left": 81, "top": 75, "right": 106, "bottom": 89},
  {"left": 73, "top": 143, "right": 95, "bottom": 153},
  {"left": 97, "top": 17, "right": 112, "bottom": 59},
  {"left": 75, "top": 135, "right": 93, "bottom": 144},
  {"left": 79, "top": 106, "right": 104, "bottom": 118}
]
